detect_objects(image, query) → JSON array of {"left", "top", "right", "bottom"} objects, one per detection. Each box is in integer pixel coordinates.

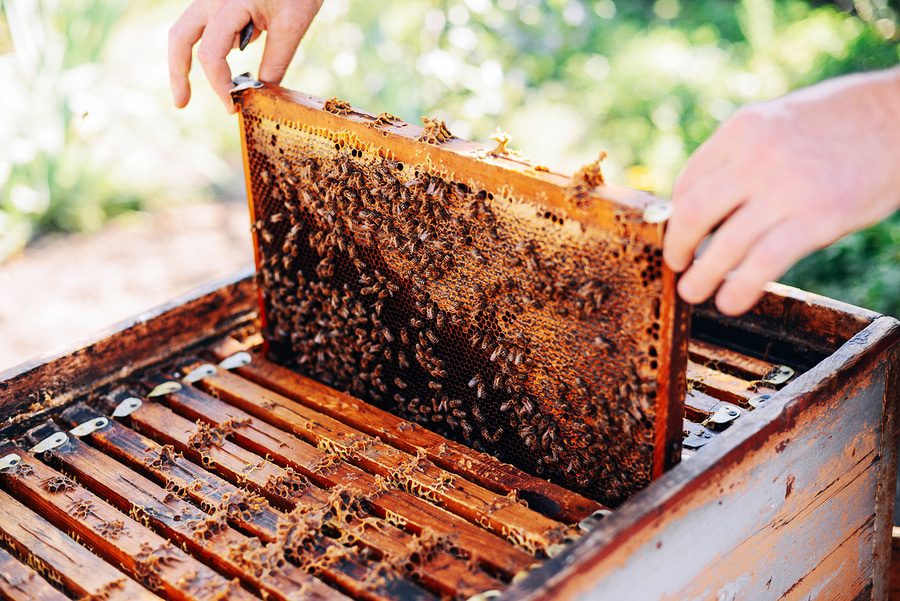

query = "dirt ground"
[{"left": 0, "top": 201, "right": 253, "bottom": 372}]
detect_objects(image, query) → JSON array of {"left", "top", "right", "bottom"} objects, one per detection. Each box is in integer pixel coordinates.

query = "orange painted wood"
[
  {"left": 0, "top": 541, "right": 72, "bottom": 601},
  {"left": 0, "top": 444, "right": 251, "bottom": 601},
  {"left": 0, "top": 487, "right": 159, "bottom": 601},
  {"left": 190, "top": 368, "right": 570, "bottom": 554},
  {"left": 686, "top": 362, "right": 775, "bottom": 406},
  {"left": 688, "top": 339, "right": 775, "bottom": 380},
  {"left": 46, "top": 432, "right": 344, "bottom": 601},
  {"left": 58, "top": 403, "right": 433, "bottom": 601},
  {"left": 152, "top": 374, "right": 532, "bottom": 579},
  {"left": 126, "top": 395, "right": 496, "bottom": 598},
  {"left": 209, "top": 338, "right": 605, "bottom": 522}
]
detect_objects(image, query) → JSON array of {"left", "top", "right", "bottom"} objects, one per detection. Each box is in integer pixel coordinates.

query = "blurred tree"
[{"left": 0, "top": 0, "right": 897, "bottom": 314}]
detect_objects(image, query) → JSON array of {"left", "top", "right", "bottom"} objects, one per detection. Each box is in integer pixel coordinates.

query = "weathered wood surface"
[
  {"left": 694, "top": 282, "right": 879, "bottom": 360},
  {"left": 209, "top": 336, "right": 605, "bottom": 522},
  {"left": 0, "top": 542, "right": 69, "bottom": 601},
  {"left": 150, "top": 372, "right": 533, "bottom": 579},
  {"left": 0, "top": 443, "right": 251, "bottom": 601},
  {"left": 124, "top": 394, "right": 495, "bottom": 599},
  {"left": 0, "top": 488, "right": 159, "bottom": 601},
  {"left": 45, "top": 432, "right": 343, "bottom": 601},
  {"left": 506, "top": 314, "right": 899, "bottom": 600},
  {"left": 0, "top": 269, "right": 257, "bottom": 431},
  {"left": 889, "top": 527, "right": 900, "bottom": 600},
  {"left": 190, "top": 367, "right": 570, "bottom": 554},
  {"left": 59, "top": 403, "right": 434, "bottom": 601}
]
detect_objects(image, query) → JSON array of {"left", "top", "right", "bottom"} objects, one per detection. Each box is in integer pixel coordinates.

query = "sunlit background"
[{"left": 0, "top": 0, "right": 897, "bottom": 369}]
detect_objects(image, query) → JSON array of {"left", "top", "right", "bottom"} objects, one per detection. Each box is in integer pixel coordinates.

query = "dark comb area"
[{"left": 236, "top": 87, "right": 690, "bottom": 505}]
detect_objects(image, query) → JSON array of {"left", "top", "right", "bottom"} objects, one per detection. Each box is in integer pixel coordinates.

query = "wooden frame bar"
[
  {"left": 123, "top": 394, "right": 498, "bottom": 598},
  {"left": 58, "top": 403, "right": 434, "bottom": 601},
  {"left": 150, "top": 373, "right": 533, "bottom": 578},
  {"left": 0, "top": 443, "right": 250, "bottom": 601},
  {"left": 208, "top": 338, "right": 604, "bottom": 523},
  {"left": 0, "top": 490, "right": 155, "bottom": 601},
  {"left": 42, "top": 430, "right": 343, "bottom": 601},
  {"left": 189, "top": 367, "right": 571, "bottom": 554},
  {"left": 0, "top": 544, "right": 69, "bottom": 601}
]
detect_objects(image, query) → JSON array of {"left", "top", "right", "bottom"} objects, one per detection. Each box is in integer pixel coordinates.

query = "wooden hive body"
[{"left": 0, "top": 273, "right": 896, "bottom": 599}]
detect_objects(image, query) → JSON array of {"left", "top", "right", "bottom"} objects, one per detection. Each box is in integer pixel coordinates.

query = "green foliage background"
[{"left": 1, "top": 0, "right": 897, "bottom": 314}]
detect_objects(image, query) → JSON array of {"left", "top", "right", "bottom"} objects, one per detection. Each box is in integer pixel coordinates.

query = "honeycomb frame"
[{"left": 234, "top": 85, "right": 690, "bottom": 505}]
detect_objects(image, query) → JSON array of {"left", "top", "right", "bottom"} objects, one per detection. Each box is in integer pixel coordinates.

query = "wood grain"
[
  {"left": 209, "top": 338, "right": 604, "bottom": 522},
  {"left": 151, "top": 373, "right": 533, "bottom": 578},
  {"left": 58, "top": 403, "right": 435, "bottom": 601},
  {"left": 0, "top": 487, "right": 158, "bottom": 601}
]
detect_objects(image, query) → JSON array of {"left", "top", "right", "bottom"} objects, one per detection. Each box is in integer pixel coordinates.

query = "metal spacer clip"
[
  {"left": 183, "top": 363, "right": 218, "bottom": 384},
  {"left": 219, "top": 351, "right": 252, "bottom": 370},
  {"left": 760, "top": 365, "right": 794, "bottom": 386},
  {"left": 578, "top": 508, "right": 613, "bottom": 533},
  {"left": 70, "top": 417, "right": 109, "bottom": 437},
  {"left": 0, "top": 454, "right": 22, "bottom": 471},
  {"left": 643, "top": 200, "right": 672, "bottom": 224},
  {"left": 466, "top": 591, "right": 502, "bottom": 601},
  {"left": 683, "top": 422, "right": 716, "bottom": 449},
  {"left": 748, "top": 393, "right": 772, "bottom": 409},
  {"left": 112, "top": 396, "right": 142, "bottom": 418},
  {"left": 148, "top": 381, "right": 182, "bottom": 398},
  {"left": 231, "top": 73, "right": 263, "bottom": 93},
  {"left": 704, "top": 403, "right": 742, "bottom": 427},
  {"left": 30, "top": 432, "right": 68, "bottom": 454}
]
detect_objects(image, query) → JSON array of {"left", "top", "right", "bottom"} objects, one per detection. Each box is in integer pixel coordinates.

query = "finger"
[
  {"left": 197, "top": 1, "right": 252, "bottom": 112},
  {"left": 258, "top": 5, "right": 319, "bottom": 84},
  {"left": 168, "top": 2, "right": 207, "bottom": 108},
  {"left": 714, "top": 217, "right": 831, "bottom": 316},
  {"left": 664, "top": 164, "right": 747, "bottom": 273},
  {"left": 676, "top": 200, "right": 785, "bottom": 304}
]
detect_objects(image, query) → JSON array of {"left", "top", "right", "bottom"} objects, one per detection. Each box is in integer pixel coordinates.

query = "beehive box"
[
  {"left": 0, "top": 86, "right": 897, "bottom": 599},
  {"left": 0, "top": 272, "right": 897, "bottom": 600}
]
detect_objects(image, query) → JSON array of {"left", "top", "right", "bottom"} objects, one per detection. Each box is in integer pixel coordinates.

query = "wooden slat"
[
  {"left": 210, "top": 338, "right": 605, "bottom": 522},
  {"left": 0, "top": 443, "right": 252, "bottom": 601},
  {"left": 125, "top": 396, "right": 496, "bottom": 598},
  {"left": 0, "top": 487, "right": 158, "bottom": 601},
  {"left": 0, "top": 269, "right": 256, "bottom": 430},
  {"left": 683, "top": 390, "right": 721, "bottom": 419},
  {"left": 0, "top": 543, "right": 70, "bottom": 601},
  {"left": 686, "top": 362, "right": 775, "bottom": 406},
  {"left": 188, "top": 367, "right": 570, "bottom": 554},
  {"left": 154, "top": 377, "right": 534, "bottom": 577},
  {"left": 59, "top": 403, "right": 434, "bottom": 601},
  {"left": 45, "top": 432, "right": 345, "bottom": 601},
  {"left": 688, "top": 339, "right": 775, "bottom": 380}
]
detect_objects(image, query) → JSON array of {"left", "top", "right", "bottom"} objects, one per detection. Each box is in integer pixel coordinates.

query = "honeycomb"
[{"left": 235, "top": 86, "right": 688, "bottom": 505}]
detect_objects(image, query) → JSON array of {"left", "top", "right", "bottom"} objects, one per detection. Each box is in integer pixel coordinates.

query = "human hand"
[
  {"left": 664, "top": 67, "right": 900, "bottom": 315},
  {"left": 169, "top": 0, "right": 324, "bottom": 113}
]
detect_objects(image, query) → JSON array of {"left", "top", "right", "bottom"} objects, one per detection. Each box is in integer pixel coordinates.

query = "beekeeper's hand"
[
  {"left": 169, "top": 0, "right": 323, "bottom": 112},
  {"left": 664, "top": 66, "right": 900, "bottom": 316}
]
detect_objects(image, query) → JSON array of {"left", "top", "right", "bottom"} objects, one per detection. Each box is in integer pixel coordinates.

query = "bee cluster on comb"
[{"left": 236, "top": 87, "right": 687, "bottom": 505}]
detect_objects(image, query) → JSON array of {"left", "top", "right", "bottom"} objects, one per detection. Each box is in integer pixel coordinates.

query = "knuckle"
[
  {"left": 196, "top": 44, "right": 216, "bottom": 65},
  {"left": 168, "top": 23, "right": 186, "bottom": 43}
]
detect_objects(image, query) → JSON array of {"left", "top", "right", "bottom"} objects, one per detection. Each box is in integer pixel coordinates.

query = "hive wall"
[{"left": 236, "top": 87, "right": 688, "bottom": 505}]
